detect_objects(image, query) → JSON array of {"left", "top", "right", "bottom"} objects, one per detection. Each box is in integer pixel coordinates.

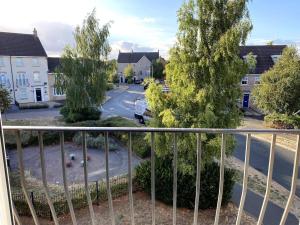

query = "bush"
[
  {"left": 264, "top": 113, "right": 300, "bottom": 129},
  {"left": 136, "top": 157, "right": 235, "bottom": 209},
  {"left": 18, "top": 103, "right": 49, "bottom": 110},
  {"left": 106, "top": 82, "right": 114, "bottom": 91},
  {"left": 60, "top": 106, "right": 101, "bottom": 123}
]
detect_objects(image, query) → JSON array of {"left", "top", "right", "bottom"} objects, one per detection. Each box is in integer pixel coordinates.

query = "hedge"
[{"left": 264, "top": 113, "right": 300, "bottom": 129}]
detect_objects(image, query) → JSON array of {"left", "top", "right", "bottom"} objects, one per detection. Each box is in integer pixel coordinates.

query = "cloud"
[{"left": 33, "top": 22, "right": 75, "bottom": 56}]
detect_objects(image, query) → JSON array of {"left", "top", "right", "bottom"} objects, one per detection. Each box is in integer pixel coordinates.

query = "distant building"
[
  {"left": 47, "top": 57, "right": 65, "bottom": 101},
  {"left": 239, "top": 45, "right": 286, "bottom": 108},
  {"left": 0, "top": 29, "right": 49, "bottom": 104},
  {"left": 117, "top": 51, "right": 159, "bottom": 83}
]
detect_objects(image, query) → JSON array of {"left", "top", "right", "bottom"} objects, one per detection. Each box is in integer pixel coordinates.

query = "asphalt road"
[
  {"left": 234, "top": 133, "right": 300, "bottom": 197},
  {"left": 102, "top": 84, "right": 145, "bottom": 120}
]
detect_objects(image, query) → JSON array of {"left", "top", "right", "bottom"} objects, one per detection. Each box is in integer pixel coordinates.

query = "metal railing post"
[{"left": 0, "top": 112, "right": 14, "bottom": 225}]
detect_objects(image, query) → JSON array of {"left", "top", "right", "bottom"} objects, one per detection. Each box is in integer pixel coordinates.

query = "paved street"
[
  {"left": 102, "top": 84, "right": 145, "bottom": 120},
  {"left": 234, "top": 129, "right": 300, "bottom": 198}
]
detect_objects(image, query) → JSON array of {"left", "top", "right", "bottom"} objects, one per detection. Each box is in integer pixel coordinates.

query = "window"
[
  {"left": 271, "top": 55, "right": 281, "bottom": 63},
  {"left": 17, "top": 72, "right": 28, "bottom": 87},
  {"left": 241, "top": 76, "right": 248, "bottom": 85},
  {"left": 32, "top": 58, "right": 40, "bottom": 67},
  {"left": 254, "top": 76, "right": 260, "bottom": 84},
  {"left": 16, "top": 58, "right": 24, "bottom": 67},
  {"left": 33, "top": 72, "right": 40, "bottom": 82},
  {"left": 53, "top": 87, "right": 65, "bottom": 96},
  {"left": 0, "top": 57, "right": 4, "bottom": 67},
  {"left": 0, "top": 73, "right": 6, "bottom": 87}
]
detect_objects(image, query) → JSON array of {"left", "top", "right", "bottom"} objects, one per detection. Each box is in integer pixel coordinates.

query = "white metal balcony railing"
[{"left": 0, "top": 113, "right": 299, "bottom": 225}]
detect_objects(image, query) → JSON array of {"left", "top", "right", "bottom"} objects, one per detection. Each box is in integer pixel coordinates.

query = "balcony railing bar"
[
  {"left": 173, "top": 133, "right": 178, "bottom": 225},
  {"left": 12, "top": 204, "right": 21, "bottom": 225},
  {"left": 3, "top": 125, "right": 300, "bottom": 134},
  {"left": 193, "top": 133, "right": 202, "bottom": 225},
  {"left": 151, "top": 132, "right": 156, "bottom": 225},
  {"left": 82, "top": 131, "right": 96, "bottom": 225},
  {"left": 214, "top": 133, "right": 226, "bottom": 225},
  {"left": 279, "top": 134, "right": 300, "bottom": 225},
  {"left": 128, "top": 132, "right": 135, "bottom": 225},
  {"left": 38, "top": 132, "right": 59, "bottom": 225},
  {"left": 257, "top": 134, "right": 277, "bottom": 225},
  {"left": 15, "top": 130, "right": 40, "bottom": 225},
  {"left": 236, "top": 133, "right": 251, "bottom": 225},
  {"left": 105, "top": 132, "right": 116, "bottom": 225},
  {"left": 60, "top": 132, "right": 78, "bottom": 225}
]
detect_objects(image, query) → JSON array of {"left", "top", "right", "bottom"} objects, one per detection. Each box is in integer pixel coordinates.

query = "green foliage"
[
  {"left": 152, "top": 58, "right": 165, "bottom": 79},
  {"left": 108, "top": 59, "right": 119, "bottom": 83},
  {"left": 136, "top": 158, "right": 235, "bottom": 209},
  {"left": 244, "top": 52, "right": 257, "bottom": 73},
  {"left": 145, "top": 0, "right": 251, "bottom": 173},
  {"left": 264, "top": 113, "right": 300, "bottom": 129},
  {"left": 252, "top": 46, "right": 300, "bottom": 115},
  {"left": 18, "top": 103, "right": 49, "bottom": 110},
  {"left": 0, "top": 87, "right": 12, "bottom": 113},
  {"left": 56, "top": 9, "right": 111, "bottom": 121},
  {"left": 124, "top": 64, "right": 134, "bottom": 83},
  {"left": 106, "top": 82, "right": 114, "bottom": 91},
  {"left": 60, "top": 106, "right": 101, "bottom": 123}
]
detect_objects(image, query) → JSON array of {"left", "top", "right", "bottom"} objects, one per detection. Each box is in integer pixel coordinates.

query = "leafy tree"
[
  {"left": 244, "top": 52, "right": 257, "bottom": 73},
  {"left": 124, "top": 64, "right": 134, "bottom": 83},
  {"left": 252, "top": 46, "right": 300, "bottom": 115},
  {"left": 108, "top": 59, "right": 118, "bottom": 83},
  {"left": 0, "top": 87, "right": 12, "bottom": 119},
  {"left": 152, "top": 58, "right": 166, "bottom": 79},
  {"left": 145, "top": 0, "right": 252, "bottom": 173},
  {"left": 56, "top": 9, "right": 111, "bottom": 122}
]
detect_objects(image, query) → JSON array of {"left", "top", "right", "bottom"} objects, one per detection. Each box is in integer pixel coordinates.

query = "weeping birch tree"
[{"left": 57, "top": 9, "right": 111, "bottom": 122}]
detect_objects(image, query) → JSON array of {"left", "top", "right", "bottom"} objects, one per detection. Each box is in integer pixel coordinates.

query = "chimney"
[{"left": 33, "top": 28, "right": 38, "bottom": 37}]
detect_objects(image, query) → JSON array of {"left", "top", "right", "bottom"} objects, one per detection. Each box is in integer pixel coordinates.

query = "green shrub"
[
  {"left": 72, "top": 132, "right": 118, "bottom": 150},
  {"left": 265, "top": 113, "right": 300, "bottom": 129},
  {"left": 136, "top": 157, "right": 235, "bottom": 209},
  {"left": 106, "top": 82, "right": 114, "bottom": 91},
  {"left": 18, "top": 103, "right": 49, "bottom": 110},
  {"left": 60, "top": 106, "right": 101, "bottom": 123}
]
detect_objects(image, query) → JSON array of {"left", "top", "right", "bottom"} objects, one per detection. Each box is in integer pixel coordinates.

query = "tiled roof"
[
  {"left": 0, "top": 32, "right": 47, "bottom": 57},
  {"left": 47, "top": 57, "right": 61, "bottom": 73},
  {"left": 117, "top": 51, "right": 159, "bottom": 63},
  {"left": 239, "top": 45, "right": 286, "bottom": 74}
]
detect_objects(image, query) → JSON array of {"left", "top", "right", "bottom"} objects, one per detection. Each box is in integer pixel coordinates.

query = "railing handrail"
[{"left": 2, "top": 125, "right": 300, "bottom": 134}]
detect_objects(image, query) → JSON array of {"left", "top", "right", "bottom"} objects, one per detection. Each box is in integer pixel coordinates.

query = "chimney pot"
[{"left": 33, "top": 28, "right": 37, "bottom": 37}]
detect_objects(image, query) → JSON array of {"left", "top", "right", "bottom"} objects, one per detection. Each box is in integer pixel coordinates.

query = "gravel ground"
[{"left": 20, "top": 192, "right": 256, "bottom": 225}]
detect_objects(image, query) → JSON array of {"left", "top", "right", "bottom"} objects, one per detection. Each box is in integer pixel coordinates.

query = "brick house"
[
  {"left": 0, "top": 30, "right": 50, "bottom": 104},
  {"left": 239, "top": 45, "right": 286, "bottom": 108},
  {"left": 117, "top": 51, "right": 159, "bottom": 83}
]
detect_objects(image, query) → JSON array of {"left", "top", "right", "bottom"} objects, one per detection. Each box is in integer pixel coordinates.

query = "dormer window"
[{"left": 271, "top": 55, "right": 281, "bottom": 63}]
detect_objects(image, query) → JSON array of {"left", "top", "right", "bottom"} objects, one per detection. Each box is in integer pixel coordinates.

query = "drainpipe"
[{"left": 9, "top": 56, "right": 16, "bottom": 104}]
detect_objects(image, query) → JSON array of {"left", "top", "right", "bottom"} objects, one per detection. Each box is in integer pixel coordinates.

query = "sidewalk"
[{"left": 239, "top": 117, "right": 298, "bottom": 152}]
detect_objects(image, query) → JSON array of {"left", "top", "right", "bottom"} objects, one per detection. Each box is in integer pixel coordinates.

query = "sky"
[{"left": 0, "top": 0, "right": 299, "bottom": 59}]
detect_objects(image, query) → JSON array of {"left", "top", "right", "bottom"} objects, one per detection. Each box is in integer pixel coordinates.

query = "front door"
[
  {"left": 35, "top": 88, "right": 42, "bottom": 102},
  {"left": 243, "top": 93, "right": 249, "bottom": 108}
]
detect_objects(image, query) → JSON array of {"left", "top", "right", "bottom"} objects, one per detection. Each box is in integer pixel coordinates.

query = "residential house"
[
  {"left": 117, "top": 51, "right": 159, "bottom": 82},
  {"left": 47, "top": 57, "right": 66, "bottom": 101},
  {"left": 239, "top": 45, "right": 286, "bottom": 108},
  {"left": 0, "top": 29, "right": 49, "bottom": 104}
]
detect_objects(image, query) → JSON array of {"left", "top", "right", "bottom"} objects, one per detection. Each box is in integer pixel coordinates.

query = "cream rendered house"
[
  {"left": 117, "top": 51, "right": 159, "bottom": 83},
  {"left": 0, "top": 30, "right": 49, "bottom": 105}
]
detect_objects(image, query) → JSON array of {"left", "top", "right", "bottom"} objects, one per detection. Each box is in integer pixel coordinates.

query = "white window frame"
[
  {"left": 271, "top": 55, "right": 281, "bottom": 63},
  {"left": 53, "top": 87, "right": 65, "bottom": 96},
  {"left": 16, "top": 58, "right": 24, "bottom": 67},
  {"left": 0, "top": 73, "right": 6, "bottom": 87},
  {"left": 33, "top": 72, "right": 40, "bottom": 82},
  {"left": 32, "top": 58, "right": 40, "bottom": 67},
  {"left": 0, "top": 57, "right": 4, "bottom": 67},
  {"left": 241, "top": 76, "right": 248, "bottom": 85},
  {"left": 17, "top": 72, "right": 27, "bottom": 87},
  {"left": 254, "top": 76, "right": 260, "bottom": 85}
]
